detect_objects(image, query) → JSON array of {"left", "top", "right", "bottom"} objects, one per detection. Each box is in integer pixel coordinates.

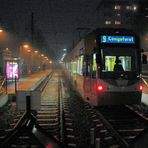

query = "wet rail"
[{"left": 93, "top": 105, "right": 148, "bottom": 147}]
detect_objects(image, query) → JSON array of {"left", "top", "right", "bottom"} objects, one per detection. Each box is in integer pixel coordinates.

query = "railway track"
[
  {"left": 0, "top": 72, "right": 66, "bottom": 148},
  {"left": 0, "top": 71, "right": 148, "bottom": 148},
  {"left": 93, "top": 105, "right": 148, "bottom": 148}
]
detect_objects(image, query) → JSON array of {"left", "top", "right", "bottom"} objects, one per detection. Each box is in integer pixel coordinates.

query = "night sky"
[{"left": 0, "top": 0, "right": 100, "bottom": 60}]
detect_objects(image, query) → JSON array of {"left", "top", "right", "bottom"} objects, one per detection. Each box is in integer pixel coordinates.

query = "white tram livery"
[{"left": 65, "top": 28, "right": 145, "bottom": 106}]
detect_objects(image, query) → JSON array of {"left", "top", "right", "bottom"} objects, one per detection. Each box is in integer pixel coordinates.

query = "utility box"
[{"left": 16, "top": 91, "right": 41, "bottom": 110}]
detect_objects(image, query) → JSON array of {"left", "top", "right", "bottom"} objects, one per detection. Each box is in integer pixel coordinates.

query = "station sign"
[
  {"left": 100, "top": 35, "right": 135, "bottom": 44},
  {"left": 6, "top": 60, "right": 19, "bottom": 80}
]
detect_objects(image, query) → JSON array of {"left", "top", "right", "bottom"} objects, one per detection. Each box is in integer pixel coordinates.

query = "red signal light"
[
  {"left": 138, "top": 84, "right": 143, "bottom": 91},
  {"left": 95, "top": 83, "right": 106, "bottom": 93}
]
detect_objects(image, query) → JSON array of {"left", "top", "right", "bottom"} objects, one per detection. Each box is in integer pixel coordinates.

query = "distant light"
[
  {"left": 114, "top": 5, "right": 121, "bottom": 10},
  {"left": 133, "top": 5, "right": 137, "bottom": 11},
  {"left": 34, "top": 50, "right": 38, "bottom": 53},
  {"left": 13, "top": 58, "right": 18, "bottom": 60},
  {"left": 0, "top": 29, "right": 3, "bottom": 32},
  {"left": 115, "top": 20, "right": 121, "bottom": 25},
  {"left": 41, "top": 54, "right": 44, "bottom": 57},
  {"left": 49, "top": 61, "right": 52, "bottom": 64},
  {"left": 105, "top": 20, "right": 111, "bottom": 25},
  {"left": 126, "top": 6, "right": 131, "bottom": 10},
  {"left": 23, "top": 44, "right": 29, "bottom": 48},
  {"left": 6, "top": 48, "right": 9, "bottom": 51},
  {"left": 63, "top": 48, "right": 67, "bottom": 51}
]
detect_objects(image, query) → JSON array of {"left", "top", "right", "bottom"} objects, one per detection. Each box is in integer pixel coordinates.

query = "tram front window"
[
  {"left": 101, "top": 48, "right": 140, "bottom": 79},
  {"left": 104, "top": 56, "right": 132, "bottom": 72}
]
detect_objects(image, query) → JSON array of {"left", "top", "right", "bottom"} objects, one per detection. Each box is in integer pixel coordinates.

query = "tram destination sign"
[{"left": 100, "top": 35, "right": 135, "bottom": 44}]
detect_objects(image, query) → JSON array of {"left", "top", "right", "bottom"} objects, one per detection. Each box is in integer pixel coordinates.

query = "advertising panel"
[{"left": 6, "top": 60, "right": 19, "bottom": 80}]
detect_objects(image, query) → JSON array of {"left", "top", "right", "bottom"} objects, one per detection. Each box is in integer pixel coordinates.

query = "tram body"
[{"left": 65, "top": 28, "right": 143, "bottom": 106}]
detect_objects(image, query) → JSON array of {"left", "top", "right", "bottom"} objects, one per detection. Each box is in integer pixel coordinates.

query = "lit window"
[
  {"left": 105, "top": 20, "right": 111, "bottom": 25},
  {"left": 126, "top": 5, "right": 131, "bottom": 10},
  {"left": 115, "top": 20, "right": 121, "bottom": 25},
  {"left": 114, "top": 5, "right": 121, "bottom": 10}
]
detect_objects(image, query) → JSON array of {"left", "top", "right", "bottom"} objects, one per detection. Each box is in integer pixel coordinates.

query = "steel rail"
[{"left": 95, "top": 109, "right": 130, "bottom": 148}]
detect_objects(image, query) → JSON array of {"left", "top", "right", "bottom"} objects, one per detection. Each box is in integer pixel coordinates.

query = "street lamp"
[{"left": 19, "top": 44, "right": 33, "bottom": 75}]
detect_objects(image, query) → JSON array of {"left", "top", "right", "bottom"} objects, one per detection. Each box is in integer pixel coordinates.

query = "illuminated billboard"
[
  {"left": 100, "top": 35, "right": 135, "bottom": 44},
  {"left": 6, "top": 61, "right": 19, "bottom": 80}
]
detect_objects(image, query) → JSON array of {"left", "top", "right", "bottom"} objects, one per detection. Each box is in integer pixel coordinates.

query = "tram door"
[
  {"left": 84, "top": 54, "right": 97, "bottom": 101},
  {"left": 83, "top": 55, "right": 91, "bottom": 100}
]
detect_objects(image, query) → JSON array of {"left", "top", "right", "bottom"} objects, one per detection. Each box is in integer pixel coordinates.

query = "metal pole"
[
  {"left": 90, "top": 128, "right": 95, "bottom": 145},
  {"left": 95, "top": 138, "right": 100, "bottom": 148},
  {"left": 26, "top": 95, "right": 31, "bottom": 112},
  {"left": 15, "top": 76, "right": 17, "bottom": 94},
  {"left": 5, "top": 76, "right": 7, "bottom": 94},
  {"left": 31, "top": 12, "right": 34, "bottom": 44}
]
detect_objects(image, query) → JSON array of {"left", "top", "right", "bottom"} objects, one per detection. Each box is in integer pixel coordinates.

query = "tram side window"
[
  {"left": 76, "top": 56, "right": 84, "bottom": 76},
  {"left": 92, "top": 53, "right": 97, "bottom": 78},
  {"left": 83, "top": 55, "right": 91, "bottom": 76}
]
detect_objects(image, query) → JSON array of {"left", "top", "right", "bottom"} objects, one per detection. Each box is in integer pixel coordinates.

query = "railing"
[{"left": 0, "top": 76, "right": 6, "bottom": 95}]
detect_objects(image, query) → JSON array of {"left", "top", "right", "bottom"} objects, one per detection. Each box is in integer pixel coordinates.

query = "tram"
[{"left": 65, "top": 28, "right": 144, "bottom": 106}]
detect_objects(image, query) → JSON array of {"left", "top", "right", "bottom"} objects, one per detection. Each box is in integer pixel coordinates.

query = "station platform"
[
  {"left": 0, "top": 70, "right": 50, "bottom": 107},
  {"left": 7, "top": 70, "right": 50, "bottom": 94}
]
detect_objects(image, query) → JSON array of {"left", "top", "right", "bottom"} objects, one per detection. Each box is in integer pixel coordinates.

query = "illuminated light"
[
  {"left": 41, "top": 54, "right": 44, "bottom": 57},
  {"left": 105, "top": 20, "right": 111, "bottom": 25},
  {"left": 133, "top": 5, "right": 137, "bottom": 11},
  {"left": 98, "top": 86, "right": 103, "bottom": 91},
  {"left": 114, "top": 5, "right": 121, "bottom": 10},
  {"left": 126, "top": 5, "right": 131, "bottom": 10},
  {"left": 100, "top": 35, "right": 135, "bottom": 44},
  {"left": 95, "top": 83, "right": 106, "bottom": 93},
  {"left": 23, "top": 44, "right": 29, "bottom": 48},
  {"left": 27, "top": 49, "right": 31, "bottom": 52},
  {"left": 34, "top": 50, "right": 38, "bottom": 53},
  {"left": 115, "top": 20, "right": 121, "bottom": 25},
  {"left": 6, "top": 61, "right": 19, "bottom": 80},
  {"left": 63, "top": 48, "right": 67, "bottom": 51},
  {"left": 138, "top": 84, "right": 143, "bottom": 91}
]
